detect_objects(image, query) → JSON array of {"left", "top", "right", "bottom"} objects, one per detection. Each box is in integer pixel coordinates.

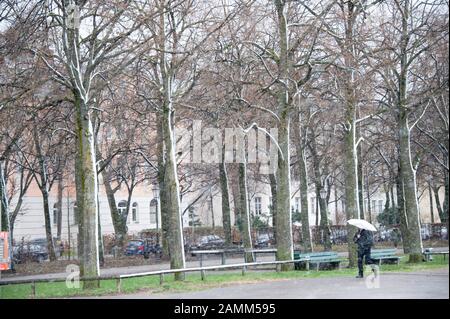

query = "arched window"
[
  {"left": 132, "top": 202, "right": 139, "bottom": 223},
  {"left": 118, "top": 200, "right": 127, "bottom": 216},
  {"left": 53, "top": 203, "right": 58, "bottom": 225}
]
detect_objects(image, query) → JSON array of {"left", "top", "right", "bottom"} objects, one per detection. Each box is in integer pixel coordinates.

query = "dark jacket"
[{"left": 353, "top": 229, "right": 373, "bottom": 250}]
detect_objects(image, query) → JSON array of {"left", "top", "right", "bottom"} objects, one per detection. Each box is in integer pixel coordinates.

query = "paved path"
[{"left": 96, "top": 267, "right": 449, "bottom": 299}]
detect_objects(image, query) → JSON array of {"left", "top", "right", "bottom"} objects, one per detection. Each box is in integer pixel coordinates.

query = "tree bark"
[
  {"left": 157, "top": 117, "right": 170, "bottom": 257},
  {"left": 269, "top": 173, "right": 277, "bottom": 245},
  {"left": 273, "top": 0, "right": 294, "bottom": 270},
  {"left": 238, "top": 161, "right": 254, "bottom": 262},
  {"left": 219, "top": 158, "right": 232, "bottom": 246},
  {"left": 396, "top": 0, "right": 423, "bottom": 263},
  {"left": 161, "top": 104, "right": 186, "bottom": 280},
  {"left": 309, "top": 128, "right": 331, "bottom": 251},
  {"left": 56, "top": 175, "right": 63, "bottom": 240},
  {"left": 74, "top": 93, "right": 100, "bottom": 288},
  {"left": 428, "top": 183, "right": 434, "bottom": 224},
  {"left": 293, "top": 108, "right": 312, "bottom": 252},
  {"left": 33, "top": 128, "right": 57, "bottom": 262},
  {"left": 396, "top": 167, "right": 410, "bottom": 253},
  {"left": 102, "top": 168, "right": 127, "bottom": 249},
  {"left": 433, "top": 186, "right": 444, "bottom": 222},
  {"left": 275, "top": 119, "right": 294, "bottom": 269}
]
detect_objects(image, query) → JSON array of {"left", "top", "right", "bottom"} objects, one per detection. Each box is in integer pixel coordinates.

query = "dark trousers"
[{"left": 357, "top": 247, "right": 375, "bottom": 276}]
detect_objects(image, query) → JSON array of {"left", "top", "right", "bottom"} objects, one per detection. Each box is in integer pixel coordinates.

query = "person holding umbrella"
[{"left": 347, "top": 219, "right": 377, "bottom": 278}]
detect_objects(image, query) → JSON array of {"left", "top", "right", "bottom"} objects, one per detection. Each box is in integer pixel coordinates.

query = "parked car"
[
  {"left": 13, "top": 243, "right": 49, "bottom": 264},
  {"left": 143, "top": 241, "right": 162, "bottom": 259},
  {"left": 191, "top": 235, "right": 225, "bottom": 250},
  {"left": 124, "top": 239, "right": 146, "bottom": 256},
  {"left": 255, "top": 233, "right": 274, "bottom": 248},
  {"left": 124, "top": 239, "right": 163, "bottom": 258}
]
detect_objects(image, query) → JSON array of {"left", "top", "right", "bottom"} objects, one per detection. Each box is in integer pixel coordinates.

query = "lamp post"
[{"left": 152, "top": 183, "right": 160, "bottom": 245}]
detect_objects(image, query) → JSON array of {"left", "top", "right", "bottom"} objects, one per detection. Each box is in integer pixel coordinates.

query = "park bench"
[
  {"left": 192, "top": 248, "right": 278, "bottom": 267},
  {"left": 294, "top": 251, "right": 341, "bottom": 271},
  {"left": 370, "top": 249, "right": 401, "bottom": 265},
  {"left": 191, "top": 249, "right": 231, "bottom": 267},
  {"left": 422, "top": 248, "right": 449, "bottom": 262},
  {"left": 243, "top": 248, "right": 277, "bottom": 263}
]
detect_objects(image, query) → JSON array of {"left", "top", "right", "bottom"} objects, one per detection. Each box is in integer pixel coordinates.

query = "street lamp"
[{"left": 152, "top": 183, "right": 160, "bottom": 245}]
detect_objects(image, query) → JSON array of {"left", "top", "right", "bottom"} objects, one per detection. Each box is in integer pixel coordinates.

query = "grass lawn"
[{"left": 1, "top": 254, "right": 448, "bottom": 299}]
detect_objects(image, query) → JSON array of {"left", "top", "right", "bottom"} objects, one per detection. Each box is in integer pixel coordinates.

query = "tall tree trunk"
[
  {"left": 41, "top": 187, "right": 57, "bottom": 261},
  {"left": 219, "top": 159, "right": 232, "bottom": 246},
  {"left": 315, "top": 196, "right": 319, "bottom": 226},
  {"left": 157, "top": 118, "right": 170, "bottom": 257},
  {"left": 396, "top": 0, "right": 423, "bottom": 263},
  {"left": 275, "top": 119, "right": 294, "bottom": 269},
  {"left": 396, "top": 165, "right": 410, "bottom": 253},
  {"left": 433, "top": 186, "right": 444, "bottom": 222},
  {"left": 357, "top": 143, "right": 365, "bottom": 220},
  {"left": 428, "top": 183, "right": 435, "bottom": 224},
  {"left": 274, "top": 0, "right": 294, "bottom": 270},
  {"left": 238, "top": 161, "right": 254, "bottom": 262},
  {"left": 340, "top": 0, "right": 361, "bottom": 268},
  {"left": 0, "top": 161, "right": 8, "bottom": 232},
  {"left": 343, "top": 114, "right": 359, "bottom": 268},
  {"left": 0, "top": 160, "right": 13, "bottom": 268},
  {"left": 33, "top": 128, "right": 56, "bottom": 262},
  {"left": 210, "top": 193, "right": 215, "bottom": 229},
  {"left": 293, "top": 108, "right": 312, "bottom": 252},
  {"left": 269, "top": 173, "right": 277, "bottom": 244},
  {"left": 309, "top": 128, "right": 331, "bottom": 251},
  {"left": 102, "top": 168, "right": 127, "bottom": 249},
  {"left": 10, "top": 198, "right": 24, "bottom": 242},
  {"left": 56, "top": 176, "right": 63, "bottom": 240},
  {"left": 443, "top": 171, "right": 449, "bottom": 223},
  {"left": 161, "top": 108, "right": 186, "bottom": 280},
  {"left": 74, "top": 93, "right": 100, "bottom": 288}
]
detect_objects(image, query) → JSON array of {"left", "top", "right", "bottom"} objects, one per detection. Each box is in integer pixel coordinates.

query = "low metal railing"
[{"left": 0, "top": 258, "right": 306, "bottom": 298}]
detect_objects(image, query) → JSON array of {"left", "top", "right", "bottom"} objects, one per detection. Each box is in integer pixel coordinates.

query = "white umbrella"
[{"left": 347, "top": 219, "right": 377, "bottom": 232}]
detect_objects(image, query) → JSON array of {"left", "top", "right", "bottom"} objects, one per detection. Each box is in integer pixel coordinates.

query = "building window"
[
  {"left": 371, "top": 200, "right": 376, "bottom": 213},
  {"left": 118, "top": 200, "right": 127, "bottom": 222},
  {"left": 132, "top": 202, "right": 139, "bottom": 223},
  {"left": 53, "top": 203, "right": 58, "bottom": 225},
  {"left": 294, "top": 197, "right": 300, "bottom": 212},
  {"left": 255, "top": 197, "right": 262, "bottom": 215},
  {"left": 378, "top": 200, "right": 383, "bottom": 213}
]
